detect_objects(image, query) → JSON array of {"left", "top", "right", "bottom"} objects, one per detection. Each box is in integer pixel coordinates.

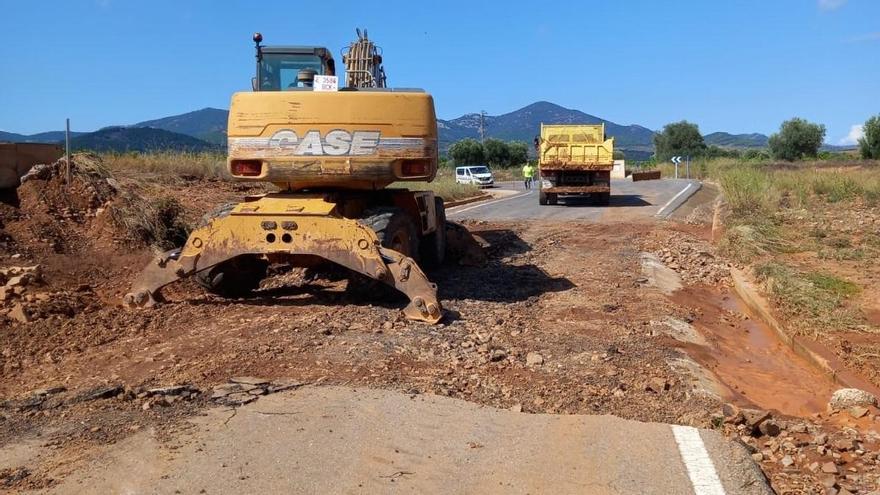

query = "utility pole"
[
  {"left": 65, "top": 118, "right": 71, "bottom": 186},
  {"left": 479, "top": 110, "right": 486, "bottom": 143}
]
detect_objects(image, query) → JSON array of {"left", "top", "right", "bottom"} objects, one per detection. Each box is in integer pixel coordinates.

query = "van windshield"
[{"left": 469, "top": 166, "right": 490, "bottom": 174}]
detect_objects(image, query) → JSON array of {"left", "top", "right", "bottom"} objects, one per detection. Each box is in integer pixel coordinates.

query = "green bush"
[
  {"left": 860, "top": 115, "right": 880, "bottom": 159},
  {"left": 768, "top": 118, "right": 825, "bottom": 161}
]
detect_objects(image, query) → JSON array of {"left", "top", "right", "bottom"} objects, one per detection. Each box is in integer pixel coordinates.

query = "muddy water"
[{"left": 671, "top": 287, "right": 836, "bottom": 417}]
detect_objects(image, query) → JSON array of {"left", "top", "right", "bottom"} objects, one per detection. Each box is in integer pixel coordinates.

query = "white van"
[{"left": 454, "top": 165, "right": 495, "bottom": 188}]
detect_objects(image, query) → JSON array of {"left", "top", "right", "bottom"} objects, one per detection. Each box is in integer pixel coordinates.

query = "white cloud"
[
  {"left": 819, "top": 0, "right": 847, "bottom": 11},
  {"left": 839, "top": 124, "right": 864, "bottom": 146},
  {"left": 847, "top": 32, "right": 880, "bottom": 43}
]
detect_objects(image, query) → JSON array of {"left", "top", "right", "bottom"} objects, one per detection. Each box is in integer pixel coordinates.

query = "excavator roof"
[{"left": 260, "top": 46, "right": 333, "bottom": 60}]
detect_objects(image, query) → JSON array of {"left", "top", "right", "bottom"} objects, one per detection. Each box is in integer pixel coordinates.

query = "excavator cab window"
[{"left": 258, "top": 53, "right": 326, "bottom": 91}]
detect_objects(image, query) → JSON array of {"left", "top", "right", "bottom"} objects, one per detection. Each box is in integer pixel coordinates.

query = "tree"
[
  {"left": 483, "top": 139, "right": 510, "bottom": 167},
  {"left": 653, "top": 121, "right": 706, "bottom": 161},
  {"left": 859, "top": 115, "right": 880, "bottom": 159},
  {"left": 448, "top": 139, "right": 484, "bottom": 165},
  {"left": 768, "top": 118, "right": 825, "bottom": 161},
  {"left": 507, "top": 141, "right": 529, "bottom": 166}
]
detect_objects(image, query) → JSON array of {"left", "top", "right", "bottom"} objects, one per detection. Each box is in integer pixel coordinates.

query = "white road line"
[
  {"left": 671, "top": 425, "right": 727, "bottom": 495},
  {"left": 448, "top": 190, "right": 533, "bottom": 215},
  {"left": 655, "top": 183, "right": 694, "bottom": 218}
]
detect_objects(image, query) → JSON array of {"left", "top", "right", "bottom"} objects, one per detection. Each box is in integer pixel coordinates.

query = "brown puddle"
[{"left": 670, "top": 286, "right": 836, "bottom": 418}]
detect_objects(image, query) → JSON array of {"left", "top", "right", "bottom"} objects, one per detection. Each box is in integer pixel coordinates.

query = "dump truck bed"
[{"left": 539, "top": 124, "right": 614, "bottom": 170}]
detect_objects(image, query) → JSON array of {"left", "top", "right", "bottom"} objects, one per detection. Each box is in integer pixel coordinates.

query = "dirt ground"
[{"left": 2, "top": 159, "right": 880, "bottom": 494}]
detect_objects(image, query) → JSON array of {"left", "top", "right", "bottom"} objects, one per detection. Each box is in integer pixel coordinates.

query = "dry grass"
[
  {"left": 754, "top": 262, "right": 861, "bottom": 336},
  {"left": 393, "top": 173, "right": 482, "bottom": 202},
  {"left": 100, "top": 152, "right": 227, "bottom": 181}
]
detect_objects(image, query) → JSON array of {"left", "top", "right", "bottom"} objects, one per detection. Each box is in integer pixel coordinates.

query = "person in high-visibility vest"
[{"left": 522, "top": 163, "right": 535, "bottom": 189}]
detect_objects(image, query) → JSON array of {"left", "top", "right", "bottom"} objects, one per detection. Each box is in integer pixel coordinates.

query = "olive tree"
[
  {"left": 859, "top": 115, "right": 880, "bottom": 159},
  {"left": 448, "top": 139, "right": 484, "bottom": 165},
  {"left": 653, "top": 121, "right": 706, "bottom": 161},
  {"left": 768, "top": 118, "right": 825, "bottom": 161}
]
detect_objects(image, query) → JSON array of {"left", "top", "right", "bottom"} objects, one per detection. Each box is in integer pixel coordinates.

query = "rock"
[
  {"left": 211, "top": 383, "right": 257, "bottom": 399},
  {"left": 525, "top": 352, "right": 544, "bottom": 366},
  {"left": 821, "top": 461, "right": 840, "bottom": 474},
  {"left": 742, "top": 408, "right": 771, "bottom": 429},
  {"left": 814, "top": 433, "right": 829, "bottom": 445},
  {"left": 829, "top": 388, "right": 877, "bottom": 410},
  {"left": 5, "top": 275, "right": 27, "bottom": 288},
  {"left": 780, "top": 455, "right": 794, "bottom": 467},
  {"left": 833, "top": 438, "right": 857, "bottom": 452},
  {"left": 78, "top": 384, "right": 124, "bottom": 402},
  {"left": 646, "top": 377, "right": 669, "bottom": 394},
  {"left": 490, "top": 349, "right": 507, "bottom": 362},
  {"left": 759, "top": 420, "right": 781, "bottom": 437},
  {"left": 9, "top": 303, "right": 30, "bottom": 323},
  {"left": 147, "top": 385, "right": 198, "bottom": 397},
  {"left": 848, "top": 406, "right": 869, "bottom": 419},
  {"left": 31, "top": 386, "right": 66, "bottom": 396},
  {"left": 0, "top": 287, "right": 9, "bottom": 302},
  {"left": 509, "top": 404, "right": 523, "bottom": 413},
  {"left": 222, "top": 392, "right": 258, "bottom": 406},
  {"left": 265, "top": 380, "right": 303, "bottom": 394},
  {"left": 751, "top": 452, "right": 764, "bottom": 462},
  {"left": 229, "top": 376, "right": 270, "bottom": 386}
]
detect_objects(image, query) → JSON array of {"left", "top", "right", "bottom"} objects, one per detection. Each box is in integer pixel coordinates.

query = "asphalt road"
[
  {"left": 448, "top": 179, "right": 702, "bottom": 222},
  {"left": 50, "top": 386, "right": 771, "bottom": 495}
]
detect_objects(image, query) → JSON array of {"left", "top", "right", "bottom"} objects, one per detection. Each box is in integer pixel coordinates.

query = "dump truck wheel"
[
  {"left": 594, "top": 193, "right": 610, "bottom": 206},
  {"left": 548, "top": 193, "right": 558, "bottom": 205},
  {"left": 538, "top": 189, "right": 548, "bottom": 205},
  {"left": 420, "top": 197, "right": 447, "bottom": 268},
  {"left": 194, "top": 202, "right": 269, "bottom": 296},
  {"left": 361, "top": 207, "right": 420, "bottom": 261}
]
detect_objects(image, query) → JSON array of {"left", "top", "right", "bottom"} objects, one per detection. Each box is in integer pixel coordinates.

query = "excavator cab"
[{"left": 252, "top": 33, "right": 336, "bottom": 91}]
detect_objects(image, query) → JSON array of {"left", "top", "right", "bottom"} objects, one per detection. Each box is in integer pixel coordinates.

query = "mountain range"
[{"left": 2, "top": 102, "right": 782, "bottom": 159}]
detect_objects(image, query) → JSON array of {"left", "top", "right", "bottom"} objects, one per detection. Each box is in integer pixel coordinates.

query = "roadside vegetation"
[{"left": 101, "top": 151, "right": 227, "bottom": 180}]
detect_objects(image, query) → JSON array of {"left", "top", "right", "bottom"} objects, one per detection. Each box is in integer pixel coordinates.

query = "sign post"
[{"left": 671, "top": 156, "right": 682, "bottom": 179}]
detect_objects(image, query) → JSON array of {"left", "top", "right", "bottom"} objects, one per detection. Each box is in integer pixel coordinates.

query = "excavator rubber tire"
[
  {"left": 420, "top": 197, "right": 446, "bottom": 268},
  {"left": 360, "top": 207, "right": 420, "bottom": 261},
  {"left": 347, "top": 207, "right": 420, "bottom": 298},
  {"left": 193, "top": 203, "right": 269, "bottom": 296}
]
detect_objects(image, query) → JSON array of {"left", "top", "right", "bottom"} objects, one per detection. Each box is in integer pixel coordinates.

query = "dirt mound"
[
  {"left": 0, "top": 154, "right": 156, "bottom": 328},
  {"left": 1, "top": 153, "right": 117, "bottom": 256}
]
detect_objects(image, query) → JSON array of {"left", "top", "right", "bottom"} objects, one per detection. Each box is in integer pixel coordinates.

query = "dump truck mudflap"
[{"left": 123, "top": 196, "right": 442, "bottom": 324}]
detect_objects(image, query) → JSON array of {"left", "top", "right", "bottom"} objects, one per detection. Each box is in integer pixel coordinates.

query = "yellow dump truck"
[{"left": 537, "top": 123, "right": 614, "bottom": 205}]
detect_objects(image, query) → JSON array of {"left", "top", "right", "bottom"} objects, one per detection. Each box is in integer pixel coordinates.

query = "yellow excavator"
[{"left": 124, "top": 30, "right": 445, "bottom": 323}]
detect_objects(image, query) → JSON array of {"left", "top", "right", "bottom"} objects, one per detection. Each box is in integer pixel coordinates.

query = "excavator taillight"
[
  {"left": 231, "top": 160, "right": 263, "bottom": 177},
  {"left": 400, "top": 161, "right": 428, "bottom": 177}
]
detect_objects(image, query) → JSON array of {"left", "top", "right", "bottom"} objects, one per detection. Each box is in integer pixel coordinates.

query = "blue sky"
[{"left": 1, "top": 0, "right": 877, "bottom": 144}]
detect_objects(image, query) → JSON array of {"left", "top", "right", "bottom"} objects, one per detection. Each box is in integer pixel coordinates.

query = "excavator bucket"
[{"left": 123, "top": 195, "right": 442, "bottom": 324}]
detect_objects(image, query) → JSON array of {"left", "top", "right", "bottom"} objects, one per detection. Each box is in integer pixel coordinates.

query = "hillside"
[
  {"left": 1, "top": 130, "right": 86, "bottom": 143},
  {"left": 6, "top": 101, "right": 784, "bottom": 159},
  {"left": 704, "top": 132, "right": 769, "bottom": 148},
  {"left": 70, "top": 127, "right": 221, "bottom": 153},
  {"left": 134, "top": 107, "right": 228, "bottom": 145},
  {"left": 438, "top": 101, "right": 655, "bottom": 148}
]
